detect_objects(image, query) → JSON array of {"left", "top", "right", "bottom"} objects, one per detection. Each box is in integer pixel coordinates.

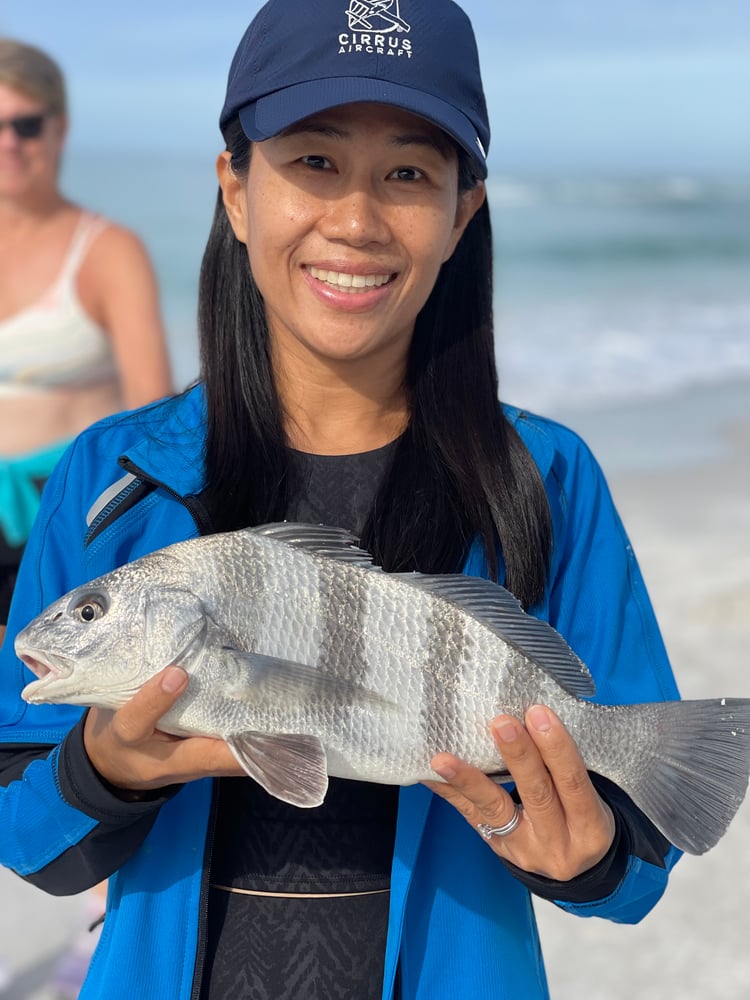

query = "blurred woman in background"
[
  {"left": 0, "top": 38, "right": 173, "bottom": 998},
  {"left": 0, "top": 38, "right": 173, "bottom": 649}
]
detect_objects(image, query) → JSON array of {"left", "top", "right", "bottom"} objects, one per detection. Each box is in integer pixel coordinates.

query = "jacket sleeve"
[
  {"left": 0, "top": 440, "right": 174, "bottom": 895},
  {"left": 512, "top": 414, "right": 683, "bottom": 922},
  {"left": 500, "top": 773, "right": 678, "bottom": 916},
  {"left": 0, "top": 727, "right": 173, "bottom": 895}
]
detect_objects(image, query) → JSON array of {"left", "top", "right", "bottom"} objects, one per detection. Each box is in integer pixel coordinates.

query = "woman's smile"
[
  {"left": 219, "top": 102, "right": 483, "bottom": 371},
  {"left": 302, "top": 263, "right": 398, "bottom": 313},
  {"left": 306, "top": 265, "right": 394, "bottom": 292}
]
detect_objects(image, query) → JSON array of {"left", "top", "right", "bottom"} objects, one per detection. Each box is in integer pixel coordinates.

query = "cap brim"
[{"left": 237, "top": 77, "right": 487, "bottom": 179}]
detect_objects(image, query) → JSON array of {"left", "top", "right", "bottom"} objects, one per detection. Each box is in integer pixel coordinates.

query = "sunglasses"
[{"left": 0, "top": 113, "right": 48, "bottom": 140}]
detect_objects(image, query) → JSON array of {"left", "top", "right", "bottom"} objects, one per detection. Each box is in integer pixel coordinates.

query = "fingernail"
[
  {"left": 161, "top": 667, "right": 187, "bottom": 694},
  {"left": 433, "top": 765, "right": 456, "bottom": 781},
  {"left": 528, "top": 705, "right": 551, "bottom": 732},
  {"left": 493, "top": 720, "right": 518, "bottom": 744}
]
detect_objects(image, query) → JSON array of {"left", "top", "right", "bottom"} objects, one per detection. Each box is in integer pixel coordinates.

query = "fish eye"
[{"left": 70, "top": 592, "right": 109, "bottom": 624}]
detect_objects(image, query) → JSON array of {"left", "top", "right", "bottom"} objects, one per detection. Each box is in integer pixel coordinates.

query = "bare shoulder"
[
  {"left": 85, "top": 219, "right": 156, "bottom": 274},
  {"left": 75, "top": 214, "right": 164, "bottom": 338},
  {"left": 77, "top": 217, "right": 159, "bottom": 312}
]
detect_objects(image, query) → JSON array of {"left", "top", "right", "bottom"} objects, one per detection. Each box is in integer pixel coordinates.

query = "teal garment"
[
  {"left": 0, "top": 386, "right": 682, "bottom": 999},
  {"left": 0, "top": 440, "right": 69, "bottom": 548}
]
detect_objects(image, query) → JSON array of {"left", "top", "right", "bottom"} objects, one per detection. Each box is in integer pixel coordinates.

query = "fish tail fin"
[{"left": 593, "top": 698, "right": 750, "bottom": 855}]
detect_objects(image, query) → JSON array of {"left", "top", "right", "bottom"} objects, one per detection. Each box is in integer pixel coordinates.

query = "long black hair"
[{"left": 199, "top": 119, "right": 552, "bottom": 608}]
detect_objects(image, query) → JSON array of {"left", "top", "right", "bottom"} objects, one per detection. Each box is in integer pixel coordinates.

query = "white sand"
[
  {"left": 1, "top": 381, "right": 748, "bottom": 998},
  {"left": 536, "top": 385, "right": 750, "bottom": 998}
]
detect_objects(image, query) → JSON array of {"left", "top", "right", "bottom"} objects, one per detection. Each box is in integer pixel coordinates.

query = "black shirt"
[{"left": 201, "top": 442, "right": 400, "bottom": 1000}]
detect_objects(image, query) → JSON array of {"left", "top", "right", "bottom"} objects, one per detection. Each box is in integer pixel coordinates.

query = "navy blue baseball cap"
[{"left": 219, "top": 0, "right": 490, "bottom": 179}]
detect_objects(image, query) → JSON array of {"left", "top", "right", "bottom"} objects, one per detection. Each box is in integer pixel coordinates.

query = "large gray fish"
[{"left": 16, "top": 522, "right": 750, "bottom": 855}]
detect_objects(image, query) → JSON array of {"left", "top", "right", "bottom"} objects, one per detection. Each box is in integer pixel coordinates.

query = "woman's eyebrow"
[
  {"left": 390, "top": 133, "right": 452, "bottom": 159},
  {"left": 281, "top": 123, "right": 346, "bottom": 140},
  {"left": 281, "top": 122, "right": 451, "bottom": 158}
]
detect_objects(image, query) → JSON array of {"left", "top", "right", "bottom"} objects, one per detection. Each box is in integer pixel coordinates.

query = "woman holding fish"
[{"left": 2, "top": 1, "right": 747, "bottom": 998}]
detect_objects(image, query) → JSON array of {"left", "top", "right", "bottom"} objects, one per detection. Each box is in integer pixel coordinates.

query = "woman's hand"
[
  {"left": 83, "top": 666, "right": 245, "bottom": 794},
  {"left": 424, "top": 705, "right": 616, "bottom": 881}
]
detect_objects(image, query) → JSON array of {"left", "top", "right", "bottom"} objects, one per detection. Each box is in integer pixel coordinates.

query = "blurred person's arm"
[{"left": 79, "top": 225, "right": 174, "bottom": 407}]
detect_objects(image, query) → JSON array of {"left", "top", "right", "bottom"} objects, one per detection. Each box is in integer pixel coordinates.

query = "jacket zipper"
[
  {"left": 190, "top": 783, "right": 219, "bottom": 1000},
  {"left": 119, "top": 453, "right": 218, "bottom": 999},
  {"left": 117, "top": 456, "right": 214, "bottom": 536}
]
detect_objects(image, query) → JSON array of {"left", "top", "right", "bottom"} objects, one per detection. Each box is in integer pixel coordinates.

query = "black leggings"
[
  {"left": 0, "top": 545, "right": 23, "bottom": 625},
  {"left": 0, "top": 473, "right": 47, "bottom": 625}
]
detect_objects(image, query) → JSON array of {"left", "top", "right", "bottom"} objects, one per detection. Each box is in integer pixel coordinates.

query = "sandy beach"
[
  {"left": 536, "top": 379, "right": 750, "bottom": 999},
  {"left": 1, "top": 379, "right": 748, "bottom": 999}
]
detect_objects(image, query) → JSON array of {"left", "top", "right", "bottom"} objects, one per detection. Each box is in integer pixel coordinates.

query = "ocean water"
[
  {"left": 491, "top": 174, "right": 750, "bottom": 415},
  {"left": 62, "top": 151, "right": 750, "bottom": 418}
]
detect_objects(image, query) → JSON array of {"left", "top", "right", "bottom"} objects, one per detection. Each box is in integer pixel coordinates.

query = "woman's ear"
[
  {"left": 443, "top": 180, "right": 487, "bottom": 263},
  {"left": 216, "top": 150, "right": 249, "bottom": 243},
  {"left": 55, "top": 114, "right": 69, "bottom": 143}
]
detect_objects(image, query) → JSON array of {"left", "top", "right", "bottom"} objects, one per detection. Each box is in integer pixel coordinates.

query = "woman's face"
[
  {"left": 219, "top": 102, "right": 484, "bottom": 379},
  {"left": 0, "top": 83, "right": 65, "bottom": 200}
]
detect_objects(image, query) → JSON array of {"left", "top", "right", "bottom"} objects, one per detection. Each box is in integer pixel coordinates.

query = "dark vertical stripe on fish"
[
  {"left": 422, "top": 605, "right": 471, "bottom": 751},
  {"left": 316, "top": 564, "right": 370, "bottom": 686},
  {"left": 224, "top": 533, "right": 271, "bottom": 651}
]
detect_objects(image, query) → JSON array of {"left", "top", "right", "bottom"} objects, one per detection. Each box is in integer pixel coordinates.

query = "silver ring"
[{"left": 478, "top": 803, "right": 523, "bottom": 840}]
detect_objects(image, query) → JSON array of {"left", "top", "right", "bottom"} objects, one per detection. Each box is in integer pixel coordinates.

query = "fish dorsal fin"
[
  {"left": 252, "top": 522, "right": 595, "bottom": 699},
  {"left": 253, "top": 522, "right": 377, "bottom": 568},
  {"left": 400, "top": 575, "right": 596, "bottom": 698},
  {"left": 227, "top": 731, "right": 328, "bottom": 808}
]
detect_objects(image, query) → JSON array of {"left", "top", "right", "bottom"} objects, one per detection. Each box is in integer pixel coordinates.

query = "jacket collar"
[
  {"left": 502, "top": 403, "right": 556, "bottom": 481},
  {"left": 120, "top": 390, "right": 555, "bottom": 498},
  {"left": 118, "top": 384, "right": 208, "bottom": 497}
]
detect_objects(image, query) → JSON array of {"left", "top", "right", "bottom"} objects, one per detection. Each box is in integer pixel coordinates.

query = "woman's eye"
[
  {"left": 73, "top": 599, "right": 106, "bottom": 623},
  {"left": 390, "top": 166, "right": 424, "bottom": 182},
  {"left": 300, "top": 155, "right": 331, "bottom": 170}
]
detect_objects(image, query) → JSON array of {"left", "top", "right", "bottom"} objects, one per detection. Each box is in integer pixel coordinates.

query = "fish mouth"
[{"left": 18, "top": 648, "right": 74, "bottom": 702}]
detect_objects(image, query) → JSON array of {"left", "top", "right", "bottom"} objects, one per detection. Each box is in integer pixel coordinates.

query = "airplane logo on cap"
[{"left": 346, "top": 0, "right": 411, "bottom": 33}]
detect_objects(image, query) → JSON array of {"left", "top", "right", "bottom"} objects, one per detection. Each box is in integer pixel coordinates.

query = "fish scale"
[{"left": 15, "top": 521, "right": 750, "bottom": 855}]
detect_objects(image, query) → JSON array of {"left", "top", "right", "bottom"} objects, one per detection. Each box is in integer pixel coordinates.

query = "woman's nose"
[
  {"left": 321, "top": 187, "right": 391, "bottom": 246},
  {"left": 0, "top": 123, "right": 22, "bottom": 149}
]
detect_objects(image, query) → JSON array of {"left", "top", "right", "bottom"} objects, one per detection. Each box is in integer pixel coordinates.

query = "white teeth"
[{"left": 309, "top": 266, "right": 391, "bottom": 291}]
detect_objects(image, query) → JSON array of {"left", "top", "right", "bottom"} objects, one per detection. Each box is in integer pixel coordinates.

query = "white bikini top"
[{"left": 0, "top": 212, "right": 118, "bottom": 395}]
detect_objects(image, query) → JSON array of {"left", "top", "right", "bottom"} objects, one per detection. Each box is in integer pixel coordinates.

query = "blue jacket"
[{"left": 0, "top": 386, "right": 681, "bottom": 999}]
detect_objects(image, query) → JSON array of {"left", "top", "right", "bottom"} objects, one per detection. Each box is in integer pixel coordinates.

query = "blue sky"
[{"left": 2, "top": 0, "right": 749, "bottom": 173}]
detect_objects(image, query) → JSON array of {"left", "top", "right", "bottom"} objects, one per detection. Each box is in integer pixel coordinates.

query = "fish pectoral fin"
[
  {"left": 225, "top": 650, "right": 396, "bottom": 710},
  {"left": 227, "top": 731, "right": 328, "bottom": 808}
]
